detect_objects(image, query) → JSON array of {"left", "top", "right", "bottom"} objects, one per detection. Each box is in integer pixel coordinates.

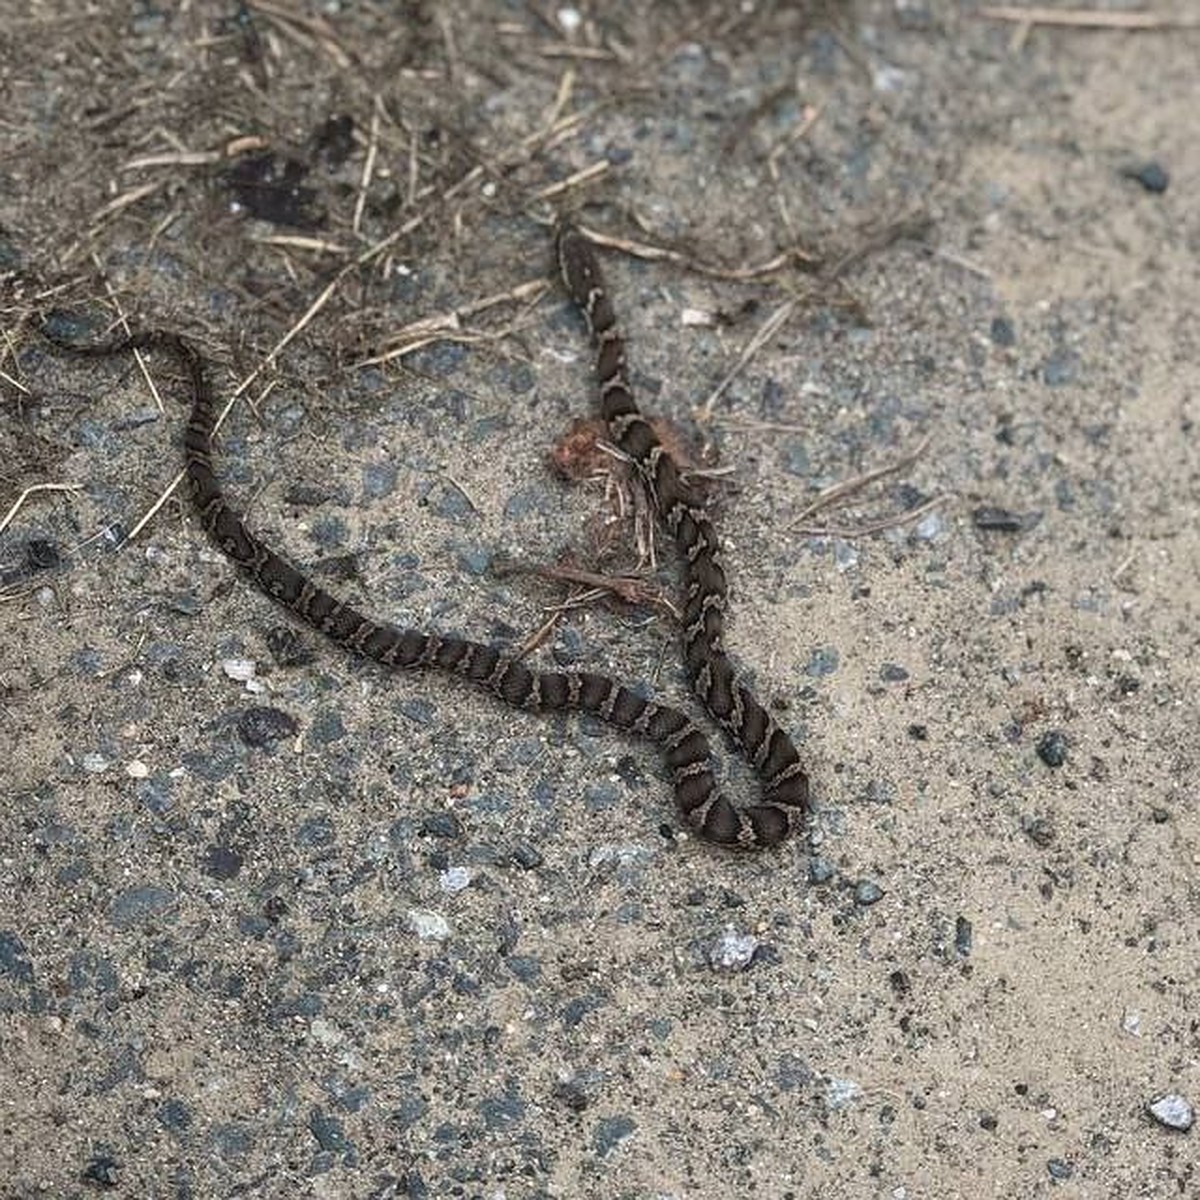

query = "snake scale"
[{"left": 45, "top": 223, "right": 809, "bottom": 848}]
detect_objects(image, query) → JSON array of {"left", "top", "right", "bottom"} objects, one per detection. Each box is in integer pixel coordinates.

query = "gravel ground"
[{"left": 2, "top": 4, "right": 1197, "bottom": 1198}]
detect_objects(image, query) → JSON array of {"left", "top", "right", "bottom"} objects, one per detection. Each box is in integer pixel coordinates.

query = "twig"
[
  {"left": 575, "top": 222, "right": 812, "bottom": 282},
  {"left": 792, "top": 493, "right": 951, "bottom": 539},
  {"left": 0, "top": 483, "right": 84, "bottom": 535},
  {"left": 788, "top": 434, "right": 933, "bottom": 529},
  {"left": 353, "top": 96, "right": 383, "bottom": 237},
  {"left": 696, "top": 300, "right": 796, "bottom": 422},
  {"left": 89, "top": 254, "right": 165, "bottom": 414},
  {"left": 977, "top": 6, "right": 1200, "bottom": 29},
  {"left": 496, "top": 558, "right": 674, "bottom": 613}
]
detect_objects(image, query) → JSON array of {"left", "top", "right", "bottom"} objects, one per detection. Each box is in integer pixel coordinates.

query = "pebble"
[
  {"left": 438, "top": 866, "right": 472, "bottom": 893},
  {"left": 1147, "top": 1093, "right": 1193, "bottom": 1132},
  {"left": 826, "top": 1077, "right": 861, "bottom": 1111},
  {"left": 805, "top": 647, "right": 839, "bottom": 677},
  {"left": 593, "top": 1114, "right": 636, "bottom": 1156},
  {"left": 989, "top": 316, "right": 1017, "bottom": 346},
  {"left": 1041, "top": 349, "right": 1080, "bottom": 387},
  {"left": 955, "top": 915, "right": 973, "bottom": 957},
  {"left": 221, "top": 657, "right": 258, "bottom": 684},
  {"left": 406, "top": 909, "right": 451, "bottom": 940},
  {"left": 808, "top": 857, "right": 836, "bottom": 885},
  {"left": 1122, "top": 160, "right": 1169, "bottom": 193},
  {"left": 707, "top": 929, "right": 760, "bottom": 972},
  {"left": 108, "top": 885, "right": 176, "bottom": 929},
  {"left": 1037, "top": 729, "right": 1069, "bottom": 768},
  {"left": 237, "top": 705, "right": 298, "bottom": 748},
  {"left": 1047, "top": 1158, "right": 1073, "bottom": 1180},
  {"left": 308, "top": 1108, "right": 353, "bottom": 1155},
  {"left": 854, "top": 880, "right": 884, "bottom": 907},
  {"left": 0, "top": 931, "right": 34, "bottom": 984}
]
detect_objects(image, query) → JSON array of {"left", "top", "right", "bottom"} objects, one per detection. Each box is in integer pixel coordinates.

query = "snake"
[{"left": 43, "top": 223, "right": 809, "bottom": 848}]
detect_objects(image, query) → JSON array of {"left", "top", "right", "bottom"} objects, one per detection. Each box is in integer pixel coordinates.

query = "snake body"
[{"left": 46, "top": 225, "right": 808, "bottom": 848}]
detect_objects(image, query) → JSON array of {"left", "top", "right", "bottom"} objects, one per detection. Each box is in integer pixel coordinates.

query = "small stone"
[
  {"left": 439, "top": 866, "right": 471, "bottom": 894},
  {"left": 221, "top": 657, "right": 257, "bottom": 683},
  {"left": 989, "top": 316, "right": 1016, "bottom": 347},
  {"left": 1022, "top": 813, "right": 1056, "bottom": 847},
  {"left": 82, "top": 1154, "right": 120, "bottom": 1188},
  {"left": 308, "top": 1108, "right": 353, "bottom": 1154},
  {"left": 109, "top": 885, "right": 175, "bottom": 928},
  {"left": 1041, "top": 350, "right": 1080, "bottom": 387},
  {"left": 826, "top": 1077, "right": 861, "bottom": 1111},
  {"left": 879, "top": 663, "right": 909, "bottom": 682},
  {"left": 973, "top": 505, "right": 1042, "bottom": 533},
  {"left": 1037, "top": 729, "right": 1069, "bottom": 768},
  {"left": 1047, "top": 1158, "right": 1073, "bottom": 1180},
  {"left": 955, "top": 915, "right": 973, "bottom": 957},
  {"left": 81, "top": 752, "right": 109, "bottom": 774},
  {"left": 265, "top": 625, "right": 315, "bottom": 667},
  {"left": 25, "top": 538, "right": 60, "bottom": 571},
  {"left": 1122, "top": 161, "right": 1169, "bottom": 194},
  {"left": 509, "top": 842, "right": 543, "bottom": 870},
  {"left": 1147, "top": 1093, "right": 1194, "bottom": 1132},
  {"left": 808, "top": 856, "right": 836, "bottom": 885},
  {"left": 202, "top": 844, "right": 243, "bottom": 881},
  {"left": 0, "top": 931, "right": 34, "bottom": 984},
  {"left": 707, "top": 929, "right": 759, "bottom": 972},
  {"left": 237, "top": 705, "right": 298, "bottom": 748},
  {"left": 805, "top": 647, "right": 839, "bottom": 677},
  {"left": 854, "top": 879, "right": 884, "bottom": 907},
  {"left": 593, "top": 1114, "right": 636, "bottom": 1157},
  {"left": 406, "top": 909, "right": 451, "bottom": 940}
]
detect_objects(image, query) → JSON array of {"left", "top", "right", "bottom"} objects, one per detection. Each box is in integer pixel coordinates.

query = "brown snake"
[{"left": 44, "top": 224, "right": 809, "bottom": 848}]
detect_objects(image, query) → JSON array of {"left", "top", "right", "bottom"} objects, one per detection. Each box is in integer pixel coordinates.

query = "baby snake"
[{"left": 44, "top": 223, "right": 809, "bottom": 848}]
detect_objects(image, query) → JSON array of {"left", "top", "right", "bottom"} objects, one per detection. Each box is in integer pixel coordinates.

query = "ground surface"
[{"left": 1, "top": 3, "right": 1198, "bottom": 1198}]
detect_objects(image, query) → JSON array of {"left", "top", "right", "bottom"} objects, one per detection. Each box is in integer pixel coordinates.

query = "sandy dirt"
[{"left": 1, "top": 3, "right": 1198, "bottom": 1197}]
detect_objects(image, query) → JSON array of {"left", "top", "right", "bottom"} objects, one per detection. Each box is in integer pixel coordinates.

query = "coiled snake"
[{"left": 45, "top": 224, "right": 810, "bottom": 848}]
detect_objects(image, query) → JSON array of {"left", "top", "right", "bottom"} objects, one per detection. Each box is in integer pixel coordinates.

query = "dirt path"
[{"left": 2, "top": 4, "right": 1197, "bottom": 1197}]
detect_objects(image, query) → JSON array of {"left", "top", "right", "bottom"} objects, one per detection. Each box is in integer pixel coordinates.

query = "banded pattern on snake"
[{"left": 44, "top": 224, "right": 809, "bottom": 848}]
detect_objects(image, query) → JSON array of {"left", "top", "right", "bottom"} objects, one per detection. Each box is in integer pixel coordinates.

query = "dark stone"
[
  {"left": 854, "top": 879, "right": 884, "bottom": 906},
  {"left": 109, "top": 886, "right": 175, "bottom": 928},
  {"left": 25, "top": 538, "right": 60, "bottom": 571},
  {"left": 1047, "top": 1158, "right": 1074, "bottom": 1181},
  {"left": 989, "top": 316, "right": 1016, "bottom": 346},
  {"left": 158, "top": 1099, "right": 192, "bottom": 1131},
  {"left": 237, "top": 705, "right": 299, "bottom": 748},
  {"left": 805, "top": 647, "right": 839, "bottom": 677},
  {"left": 479, "top": 1092, "right": 525, "bottom": 1130},
  {"left": 0, "top": 930, "right": 34, "bottom": 984},
  {"left": 201, "top": 844, "right": 243, "bottom": 880},
  {"left": 1041, "top": 349, "right": 1080, "bottom": 387},
  {"left": 955, "top": 915, "right": 973, "bottom": 957},
  {"left": 879, "top": 663, "right": 909, "bottom": 682},
  {"left": 314, "top": 113, "right": 355, "bottom": 170},
  {"left": 594, "top": 1114, "right": 636, "bottom": 1157},
  {"left": 308, "top": 1108, "right": 353, "bottom": 1154},
  {"left": 266, "top": 625, "right": 315, "bottom": 667},
  {"left": 222, "top": 152, "right": 324, "bottom": 229},
  {"left": 808, "top": 857, "right": 836, "bottom": 885},
  {"left": 1037, "top": 729, "right": 1069, "bottom": 767},
  {"left": 82, "top": 1154, "right": 120, "bottom": 1188},
  {"left": 1122, "top": 161, "right": 1169, "bottom": 193}
]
